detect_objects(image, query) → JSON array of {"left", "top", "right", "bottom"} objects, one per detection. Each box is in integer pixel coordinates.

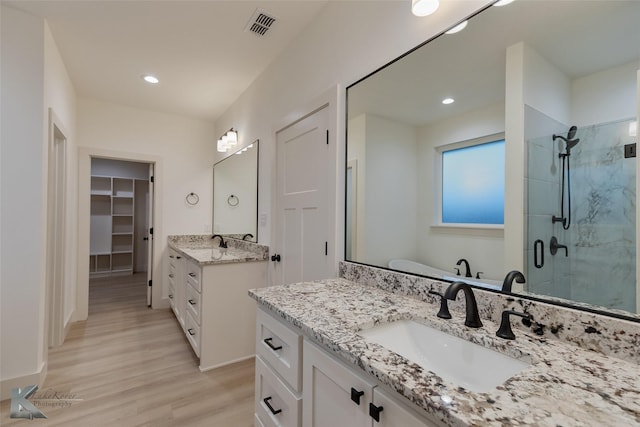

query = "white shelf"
[{"left": 90, "top": 175, "right": 135, "bottom": 276}]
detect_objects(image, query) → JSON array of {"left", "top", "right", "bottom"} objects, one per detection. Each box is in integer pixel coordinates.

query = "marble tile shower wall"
[
  {"left": 569, "top": 119, "right": 636, "bottom": 312},
  {"left": 526, "top": 116, "right": 636, "bottom": 312},
  {"left": 339, "top": 261, "right": 640, "bottom": 365}
]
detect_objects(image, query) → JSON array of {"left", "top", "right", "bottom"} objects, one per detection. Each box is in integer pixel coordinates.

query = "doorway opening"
[{"left": 89, "top": 158, "right": 154, "bottom": 311}]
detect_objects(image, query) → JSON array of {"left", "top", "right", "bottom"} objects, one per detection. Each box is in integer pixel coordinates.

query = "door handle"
[
  {"left": 271, "top": 254, "right": 281, "bottom": 262},
  {"left": 534, "top": 239, "right": 544, "bottom": 268},
  {"left": 143, "top": 237, "right": 149, "bottom": 241}
]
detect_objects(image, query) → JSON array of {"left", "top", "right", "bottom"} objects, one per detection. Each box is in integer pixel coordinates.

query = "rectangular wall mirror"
[
  {"left": 213, "top": 140, "right": 259, "bottom": 241},
  {"left": 346, "top": 0, "right": 639, "bottom": 321}
]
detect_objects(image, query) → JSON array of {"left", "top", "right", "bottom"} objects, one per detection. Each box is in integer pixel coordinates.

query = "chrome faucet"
[
  {"left": 455, "top": 258, "right": 472, "bottom": 278},
  {"left": 443, "top": 281, "right": 482, "bottom": 328},
  {"left": 502, "top": 270, "right": 525, "bottom": 293},
  {"left": 211, "top": 234, "right": 228, "bottom": 248}
]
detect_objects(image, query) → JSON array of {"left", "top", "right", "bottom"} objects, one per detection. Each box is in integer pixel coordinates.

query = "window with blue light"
[{"left": 441, "top": 139, "right": 505, "bottom": 224}]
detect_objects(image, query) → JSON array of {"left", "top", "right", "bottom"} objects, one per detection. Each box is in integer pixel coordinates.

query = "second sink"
[{"left": 358, "top": 320, "right": 531, "bottom": 393}]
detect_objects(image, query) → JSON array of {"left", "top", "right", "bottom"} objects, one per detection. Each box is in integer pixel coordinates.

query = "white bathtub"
[
  {"left": 388, "top": 259, "right": 502, "bottom": 291},
  {"left": 388, "top": 259, "right": 451, "bottom": 279}
]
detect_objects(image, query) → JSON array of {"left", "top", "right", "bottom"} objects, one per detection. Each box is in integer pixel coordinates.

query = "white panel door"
[{"left": 275, "top": 106, "right": 331, "bottom": 285}]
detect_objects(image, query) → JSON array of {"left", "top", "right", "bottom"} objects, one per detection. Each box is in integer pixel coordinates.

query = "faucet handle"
[
  {"left": 496, "top": 310, "right": 531, "bottom": 340},
  {"left": 475, "top": 272, "right": 483, "bottom": 279},
  {"left": 453, "top": 267, "right": 461, "bottom": 276},
  {"left": 428, "top": 290, "right": 452, "bottom": 319}
]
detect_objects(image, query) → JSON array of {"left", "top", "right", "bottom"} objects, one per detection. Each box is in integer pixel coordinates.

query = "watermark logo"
[
  {"left": 10, "top": 385, "right": 47, "bottom": 419},
  {"left": 10, "top": 385, "right": 83, "bottom": 419}
]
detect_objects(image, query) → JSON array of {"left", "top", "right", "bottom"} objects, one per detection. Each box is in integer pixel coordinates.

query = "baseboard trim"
[
  {"left": 199, "top": 354, "right": 255, "bottom": 372},
  {"left": 0, "top": 361, "right": 48, "bottom": 402},
  {"left": 64, "top": 311, "right": 74, "bottom": 341}
]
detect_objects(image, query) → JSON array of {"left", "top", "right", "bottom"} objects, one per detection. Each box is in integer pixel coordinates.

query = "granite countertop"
[
  {"left": 168, "top": 235, "right": 268, "bottom": 266},
  {"left": 249, "top": 279, "right": 640, "bottom": 427}
]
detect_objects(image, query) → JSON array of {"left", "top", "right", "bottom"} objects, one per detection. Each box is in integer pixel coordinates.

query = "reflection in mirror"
[
  {"left": 213, "top": 141, "right": 258, "bottom": 241},
  {"left": 346, "top": 1, "right": 639, "bottom": 319}
]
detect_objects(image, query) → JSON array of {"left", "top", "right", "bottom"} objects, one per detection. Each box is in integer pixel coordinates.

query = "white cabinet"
[
  {"left": 254, "top": 308, "right": 442, "bottom": 427},
  {"left": 167, "top": 249, "right": 185, "bottom": 330},
  {"left": 254, "top": 308, "right": 303, "bottom": 427},
  {"left": 302, "top": 334, "right": 442, "bottom": 427},
  {"left": 89, "top": 175, "right": 136, "bottom": 275},
  {"left": 166, "top": 252, "right": 268, "bottom": 371}
]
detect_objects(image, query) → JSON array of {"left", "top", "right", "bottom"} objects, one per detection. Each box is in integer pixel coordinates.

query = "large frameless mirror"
[
  {"left": 213, "top": 141, "right": 259, "bottom": 241},
  {"left": 346, "top": 0, "right": 640, "bottom": 321}
]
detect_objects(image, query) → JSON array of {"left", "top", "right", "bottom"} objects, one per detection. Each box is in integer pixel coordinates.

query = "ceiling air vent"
[{"left": 245, "top": 9, "right": 277, "bottom": 37}]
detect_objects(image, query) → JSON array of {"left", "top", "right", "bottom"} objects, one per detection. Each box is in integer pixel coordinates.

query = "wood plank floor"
[{"left": 0, "top": 273, "right": 255, "bottom": 426}]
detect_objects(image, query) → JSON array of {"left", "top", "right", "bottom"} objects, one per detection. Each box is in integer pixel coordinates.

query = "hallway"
[{"left": 0, "top": 273, "right": 254, "bottom": 426}]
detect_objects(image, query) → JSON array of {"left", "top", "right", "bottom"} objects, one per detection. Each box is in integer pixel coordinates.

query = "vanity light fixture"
[
  {"left": 216, "top": 128, "right": 239, "bottom": 153},
  {"left": 493, "top": 0, "right": 515, "bottom": 6},
  {"left": 630, "top": 121, "right": 637, "bottom": 137},
  {"left": 445, "top": 21, "right": 468, "bottom": 34},
  {"left": 412, "top": 0, "right": 439, "bottom": 17},
  {"left": 235, "top": 143, "right": 255, "bottom": 155},
  {"left": 442, "top": 98, "right": 455, "bottom": 105},
  {"left": 142, "top": 74, "right": 159, "bottom": 84}
]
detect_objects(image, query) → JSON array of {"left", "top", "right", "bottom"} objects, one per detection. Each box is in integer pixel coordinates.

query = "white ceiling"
[
  {"left": 348, "top": 0, "right": 640, "bottom": 127},
  {"left": 7, "top": 0, "right": 329, "bottom": 121}
]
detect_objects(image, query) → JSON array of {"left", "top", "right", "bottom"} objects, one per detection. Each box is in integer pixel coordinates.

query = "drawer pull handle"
[
  {"left": 169, "top": 273, "right": 174, "bottom": 278},
  {"left": 263, "top": 337, "right": 282, "bottom": 351},
  {"left": 350, "top": 388, "right": 365, "bottom": 405},
  {"left": 263, "top": 396, "right": 282, "bottom": 415},
  {"left": 176, "top": 256, "right": 182, "bottom": 259},
  {"left": 169, "top": 255, "right": 175, "bottom": 259},
  {"left": 187, "top": 328, "right": 196, "bottom": 336},
  {"left": 188, "top": 272, "right": 196, "bottom": 278},
  {"left": 369, "top": 403, "right": 384, "bottom": 422},
  {"left": 188, "top": 299, "right": 196, "bottom": 305},
  {"left": 168, "top": 294, "right": 174, "bottom": 299}
]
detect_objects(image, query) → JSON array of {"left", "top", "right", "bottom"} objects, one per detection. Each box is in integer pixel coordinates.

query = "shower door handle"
[{"left": 534, "top": 239, "right": 544, "bottom": 268}]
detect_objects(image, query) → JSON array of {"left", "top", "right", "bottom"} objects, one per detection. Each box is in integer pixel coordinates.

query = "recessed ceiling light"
[
  {"left": 445, "top": 21, "right": 468, "bottom": 34},
  {"left": 412, "top": 0, "right": 439, "bottom": 17},
  {"left": 442, "top": 98, "right": 455, "bottom": 105},
  {"left": 493, "top": 0, "right": 515, "bottom": 6},
  {"left": 142, "top": 75, "right": 159, "bottom": 84}
]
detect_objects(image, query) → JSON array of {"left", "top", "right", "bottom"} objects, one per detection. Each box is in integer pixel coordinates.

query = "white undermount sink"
[{"left": 358, "top": 320, "right": 531, "bottom": 393}]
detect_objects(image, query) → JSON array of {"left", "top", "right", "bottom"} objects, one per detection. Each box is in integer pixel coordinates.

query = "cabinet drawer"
[
  {"left": 256, "top": 308, "right": 302, "bottom": 393},
  {"left": 168, "top": 281, "right": 176, "bottom": 308},
  {"left": 186, "top": 261, "right": 201, "bottom": 292},
  {"left": 185, "top": 282, "right": 201, "bottom": 325},
  {"left": 168, "top": 249, "right": 182, "bottom": 268},
  {"left": 185, "top": 310, "right": 200, "bottom": 357},
  {"left": 255, "top": 356, "right": 301, "bottom": 427}
]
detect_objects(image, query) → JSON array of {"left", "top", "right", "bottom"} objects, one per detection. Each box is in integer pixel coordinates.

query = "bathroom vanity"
[
  {"left": 168, "top": 235, "right": 268, "bottom": 371},
  {"left": 250, "top": 262, "right": 640, "bottom": 426}
]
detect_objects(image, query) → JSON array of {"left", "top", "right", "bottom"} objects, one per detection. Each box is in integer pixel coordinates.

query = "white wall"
[
  {"left": 359, "top": 114, "right": 417, "bottom": 267},
  {"left": 44, "top": 23, "right": 78, "bottom": 331},
  {"left": 91, "top": 158, "right": 149, "bottom": 180},
  {"left": 417, "top": 102, "right": 505, "bottom": 279},
  {"left": 1, "top": 5, "right": 46, "bottom": 398},
  {"left": 76, "top": 98, "right": 216, "bottom": 317},
  {"left": 572, "top": 60, "right": 640, "bottom": 126},
  {"left": 214, "top": 0, "right": 493, "bottom": 257}
]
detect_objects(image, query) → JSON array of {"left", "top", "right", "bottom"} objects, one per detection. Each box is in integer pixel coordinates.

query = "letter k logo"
[{"left": 10, "top": 385, "right": 47, "bottom": 419}]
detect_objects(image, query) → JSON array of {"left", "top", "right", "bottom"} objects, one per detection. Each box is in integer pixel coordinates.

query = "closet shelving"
[{"left": 89, "top": 175, "right": 135, "bottom": 275}]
